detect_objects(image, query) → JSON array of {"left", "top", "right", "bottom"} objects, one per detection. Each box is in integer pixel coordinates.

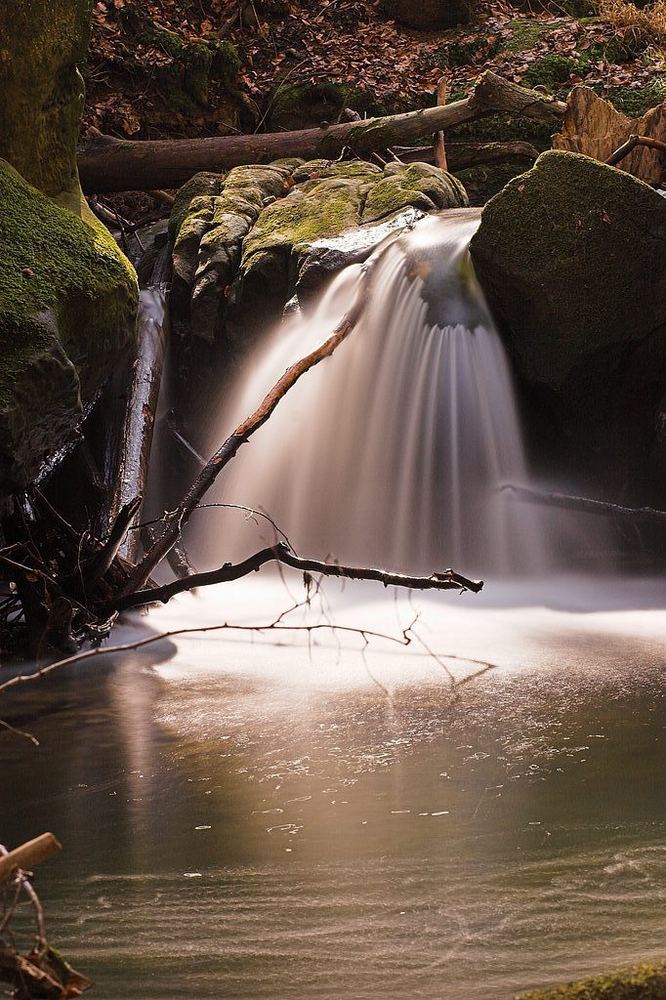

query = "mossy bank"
[{"left": 0, "top": 162, "right": 138, "bottom": 494}]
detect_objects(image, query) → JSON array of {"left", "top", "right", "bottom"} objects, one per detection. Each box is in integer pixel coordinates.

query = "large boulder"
[
  {"left": 171, "top": 158, "right": 468, "bottom": 345},
  {"left": 380, "top": 0, "right": 472, "bottom": 28},
  {"left": 469, "top": 150, "right": 666, "bottom": 477},
  {"left": 0, "top": 162, "right": 138, "bottom": 494}
]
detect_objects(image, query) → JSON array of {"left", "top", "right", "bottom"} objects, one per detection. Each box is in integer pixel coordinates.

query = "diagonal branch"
[
  {"left": 113, "top": 541, "right": 483, "bottom": 612},
  {"left": 116, "top": 252, "right": 378, "bottom": 601}
]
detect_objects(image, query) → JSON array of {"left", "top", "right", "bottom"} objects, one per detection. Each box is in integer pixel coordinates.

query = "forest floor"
[
  {"left": 84, "top": 0, "right": 666, "bottom": 213},
  {"left": 87, "top": 0, "right": 666, "bottom": 141}
]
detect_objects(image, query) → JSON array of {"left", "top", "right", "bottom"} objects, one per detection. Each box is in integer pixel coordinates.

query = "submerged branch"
[
  {"left": 114, "top": 540, "right": 483, "bottom": 612},
  {"left": 502, "top": 484, "right": 666, "bottom": 522}
]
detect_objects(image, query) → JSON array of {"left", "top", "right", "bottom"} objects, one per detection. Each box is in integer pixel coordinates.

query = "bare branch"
[
  {"left": 113, "top": 540, "right": 483, "bottom": 613},
  {"left": 502, "top": 484, "right": 666, "bottom": 523}
]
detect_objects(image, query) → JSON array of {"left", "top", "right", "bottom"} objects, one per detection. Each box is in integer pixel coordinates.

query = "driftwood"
[
  {"left": 0, "top": 834, "right": 61, "bottom": 883},
  {"left": 78, "top": 71, "right": 565, "bottom": 192},
  {"left": 106, "top": 290, "right": 167, "bottom": 564},
  {"left": 553, "top": 86, "right": 666, "bottom": 184},
  {"left": 503, "top": 484, "right": 666, "bottom": 523}
]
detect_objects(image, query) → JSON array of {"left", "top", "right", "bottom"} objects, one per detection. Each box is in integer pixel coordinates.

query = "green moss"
[
  {"left": 438, "top": 32, "right": 500, "bottom": 67},
  {"left": 604, "top": 77, "right": 666, "bottom": 117},
  {"left": 169, "top": 172, "right": 225, "bottom": 240},
  {"left": 362, "top": 163, "right": 467, "bottom": 223},
  {"left": 0, "top": 0, "right": 92, "bottom": 197},
  {"left": 504, "top": 17, "right": 565, "bottom": 52},
  {"left": 292, "top": 160, "right": 383, "bottom": 183},
  {"left": 243, "top": 177, "right": 365, "bottom": 262},
  {"left": 269, "top": 82, "right": 348, "bottom": 131},
  {"left": 0, "top": 161, "right": 137, "bottom": 406},
  {"left": 211, "top": 41, "right": 241, "bottom": 91},
  {"left": 517, "top": 961, "right": 666, "bottom": 999},
  {"left": 523, "top": 52, "right": 583, "bottom": 90}
]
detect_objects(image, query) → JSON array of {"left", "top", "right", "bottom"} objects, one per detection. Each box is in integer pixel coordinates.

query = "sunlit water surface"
[{"left": 3, "top": 576, "right": 666, "bottom": 999}]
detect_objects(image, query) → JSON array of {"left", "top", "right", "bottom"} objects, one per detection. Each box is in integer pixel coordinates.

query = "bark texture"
[{"left": 0, "top": 0, "right": 93, "bottom": 199}]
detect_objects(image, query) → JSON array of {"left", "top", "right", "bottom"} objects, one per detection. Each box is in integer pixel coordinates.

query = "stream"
[{"left": 3, "top": 576, "right": 666, "bottom": 999}]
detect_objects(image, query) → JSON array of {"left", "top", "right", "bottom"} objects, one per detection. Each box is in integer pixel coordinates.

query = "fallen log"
[
  {"left": 105, "top": 288, "right": 167, "bottom": 565},
  {"left": 78, "top": 71, "right": 565, "bottom": 193},
  {"left": 395, "top": 139, "right": 541, "bottom": 168}
]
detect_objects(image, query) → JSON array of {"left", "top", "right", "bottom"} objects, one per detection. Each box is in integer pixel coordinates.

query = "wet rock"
[
  {"left": 470, "top": 150, "right": 666, "bottom": 477},
  {"left": 0, "top": 162, "right": 138, "bottom": 495},
  {"left": 170, "top": 158, "right": 468, "bottom": 345}
]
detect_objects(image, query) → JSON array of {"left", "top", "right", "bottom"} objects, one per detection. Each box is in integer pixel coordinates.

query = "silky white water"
[{"left": 202, "top": 211, "right": 558, "bottom": 579}]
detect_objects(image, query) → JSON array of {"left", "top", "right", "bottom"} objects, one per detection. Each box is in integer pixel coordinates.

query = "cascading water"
[{"left": 197, "top": 209, "right": 558, "bottom": 580}]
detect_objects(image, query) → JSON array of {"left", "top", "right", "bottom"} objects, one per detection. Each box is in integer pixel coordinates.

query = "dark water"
[{"left": 2, "top": 579, "right": 666, "bottom": 999}]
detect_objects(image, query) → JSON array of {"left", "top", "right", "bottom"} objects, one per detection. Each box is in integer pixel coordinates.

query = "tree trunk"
[
  {"left": 78, "top": 72, "right": 565, "bottom": 193},
  {"left": 0, "top": 0, "right": 92, "bottom": 200}
]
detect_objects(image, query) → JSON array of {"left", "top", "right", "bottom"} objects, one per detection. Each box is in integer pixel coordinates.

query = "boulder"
[
  {"left": 469, "top": 150, "right": 666, "bottom": 476},
  {"left": 380, "top": 0, "right": 472, "bottom": 29},
  {"left": 171, "top": 158, "right": 468, "bottom": 345},
  {"left": 0, "top": 162, "right": 138, "bottom": 494}
]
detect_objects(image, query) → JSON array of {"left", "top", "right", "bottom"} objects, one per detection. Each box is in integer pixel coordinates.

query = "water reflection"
[{"left": 1, "top": 582, "right": 665, "bottom": 999}]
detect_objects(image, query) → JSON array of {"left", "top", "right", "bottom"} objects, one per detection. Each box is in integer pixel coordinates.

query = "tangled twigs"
[{"left": 0, "top": 836, "right": 91, "bottom": 999}]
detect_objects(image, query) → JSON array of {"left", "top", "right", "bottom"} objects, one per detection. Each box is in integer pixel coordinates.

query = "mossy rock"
[
  {"left": 169, "top": 172, "right": 225, "bottom": 241},
  {"left": 362, "top": 162, "right": 467, "bottom": 222},
  {"left": 0, "top": 161, "right": 138, "bottom": 493},
  {"left": 470, "top": 150, "right": 666, "bottom": 464},
  {"left": 268, "top": 83, "right": 348, "bottom": 131},
  {"left": 170, "top": 158, "right": 468, "bottom": 345},
  {"left": 517, "top": 960, "right": 666, "bottom": 999}
]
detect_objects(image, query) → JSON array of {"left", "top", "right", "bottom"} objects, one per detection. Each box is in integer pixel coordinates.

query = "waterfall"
[{"left": 196, "top": 211, "right": 578, "bottom": 580}]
